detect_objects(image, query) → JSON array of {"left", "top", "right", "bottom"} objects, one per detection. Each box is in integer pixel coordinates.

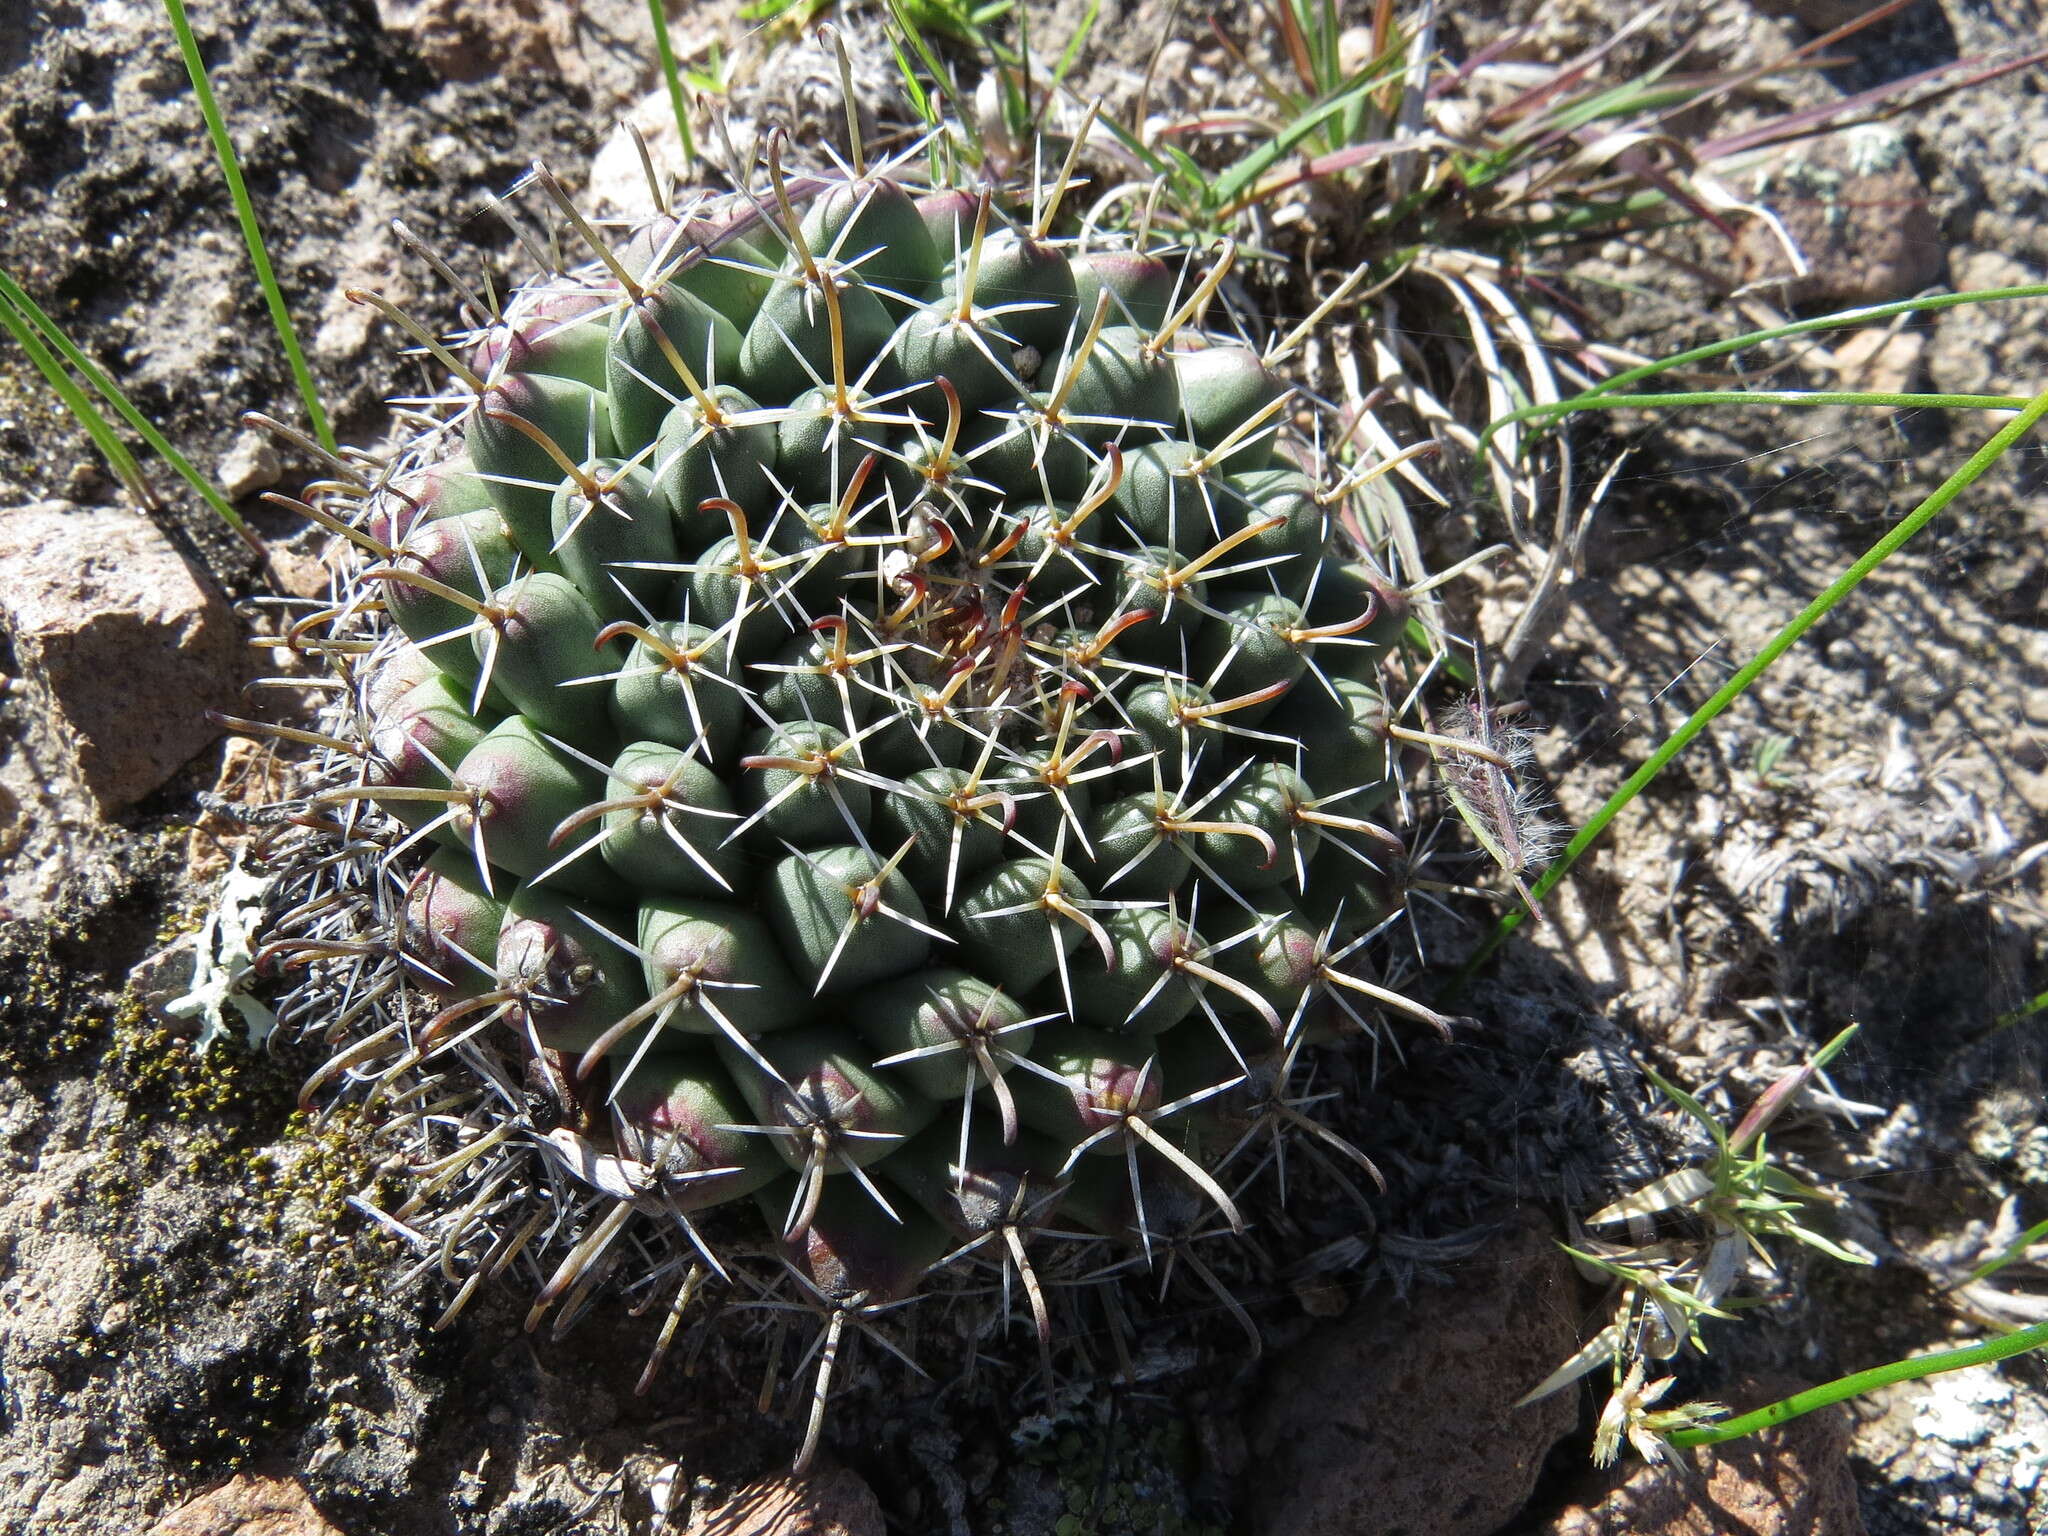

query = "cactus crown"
[{"left": 259, "top": 130, "right": 1441, "bottom": 1469}]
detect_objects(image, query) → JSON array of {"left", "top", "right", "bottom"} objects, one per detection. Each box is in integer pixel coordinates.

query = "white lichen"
[{"left": 164, "top": 850, "right": 278, "bottom": 1053}]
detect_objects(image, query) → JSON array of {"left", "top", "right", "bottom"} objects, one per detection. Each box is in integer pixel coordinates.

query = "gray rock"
[{"left": 213, "top": 429, "right": 282, "bottom": 502}]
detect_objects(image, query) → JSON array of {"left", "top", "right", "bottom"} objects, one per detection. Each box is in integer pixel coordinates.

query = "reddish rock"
[
  {"left": 1732, "top": 127, "right": 1943, "bottom": 307},
  {"left": 183, "top": 736, "right": 294, "bottom": 881},
  {"left": 1246, "top": 1209, "right": 1584, "bottom": 1536},
  {"left": 0, "top": 501, "right": 239, "bottom": 811},
  {"left": 684, "top": 1466, "right": 884, "bottom": 1536},
  {"left": 144, "top": 1474, "right": 343, "bottom": 1536},
  {"left": 1538, "top": 1377, "right": 1864, "bottom": 1536}
]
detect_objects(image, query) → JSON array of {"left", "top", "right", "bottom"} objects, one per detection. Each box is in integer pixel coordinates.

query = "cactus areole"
[{"left": 255, "top": 134, "right": 1436, "bottom": 1468}]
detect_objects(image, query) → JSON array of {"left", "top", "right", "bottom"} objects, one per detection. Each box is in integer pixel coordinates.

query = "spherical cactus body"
[{"left": 259, "top": 137, "right": 1432, "bottom": 1469}]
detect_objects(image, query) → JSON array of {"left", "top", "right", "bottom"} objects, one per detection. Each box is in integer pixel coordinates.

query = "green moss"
[
  {"left": 84, "top": 988, "right": 301, "bottom": 1212},
  {"left": 0, "top": 852, "right": 206, "bottom": 1077},
  {"left": 0, "top": 907, "right": 131, "bottom": 1073},
  {"left": 85, "top": 986, "right": 404, "bottom": 1476}
]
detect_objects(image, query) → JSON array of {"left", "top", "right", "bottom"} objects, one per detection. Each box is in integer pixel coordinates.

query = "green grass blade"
[
  {"left": 1088, "top": 110, "right": 1178, "bottom": 184},
  {"left": 1665, "top": 1315, "right": 2048, "bottom": 1450},
  {"left": 1210, "top": 65, "right": 1404, "bottom": 208},
  {"left": 1413, "top": 618, "right": 1475, "bottom": 683},
  {"left": 1495, "top": 60, "right": 1687, "bottom": 146},
  {"left": 160, "top": 0, "right": 335, "bottom": 456},
  {"left": 883, "top": 26, "right": 938, "bottom": 131},
  {"left": 1980, "top": 986, "right": 2048, "bottom": 1041},
  {"left": 1470, "top": 284, "right": 2048, "bottom": 483},
  {"left": 883, "top": 0, "right": 972, "bottom": 163},
  {"left": 1054, "top": 0, "right": 1100, "bottom": 83},
  {"left": 1455, "top": 382, "right": 2048, "bottom": 983},
  {"left": 1637, "top": 1060, "right": 1732, "bottom": 1155},
  {"left": 0, "top": 266, "right": 245, "bottom": 531},
  {"left": 1578, "top": 284, "right": 2048, "bottom": 404},
  {"left": 1962, "top": 1215, "right": 2048, "bottom": 1287},
  {"left": 1496, "top": 187, "right": 1674, "bottom": 242},
  {"left": 0, "top": 285, "right": 151, "bottom": 506},
  {"left": 1478, "top": 390, "right": 2034, "bottom": 461},
  {"left": 886, "top": 0, "right": 955, "bottom": 86},
  {"left": 1304, "top": 0, "right": 1343, "bottom": 94},
  {"left": 647, "top": 0, "right": 699, "bottom": 168}
]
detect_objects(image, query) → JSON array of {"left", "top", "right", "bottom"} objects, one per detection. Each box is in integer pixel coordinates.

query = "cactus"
[{"left": 253, "top": 131, "right": 1450, "bottom": 1470}]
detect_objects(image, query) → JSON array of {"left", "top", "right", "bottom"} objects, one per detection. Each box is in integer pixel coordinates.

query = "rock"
[
  {"left": 62, "top": 460, "right": 110, "bottom": 502},
  {"left": 0, "top": 501, "right": 238, "bottom": 811},
  {"left": 128, "top": 936, "right": 199, "bottom": 1020},
  {"left": 1337, "top": 26, "right": 1378, "bottom": 76},
  {"left": 0, "top": 1189, "right": 127, "bottom": 1530},
  {"left": 684, "top": 1466, "right": 885, "bottom": 1536},
  {"left": 1732, "top": 126, "right": 1943, "bottom": 306},
  {"left": 0, "top": 1230, "right": 112, "bottom": 1361},
  {"left": 0, "top": 777, "right": 22, "bottom": 861},
  {"left": 373, "top": 0, "right": 558, "bottom": 85},
  {"left": 1537, "top": 1377, "right": 1865, "bottom": 1535},
  {"left": 1830, "top": 328, "right": 1924, "bottom": 396},
  {"left": 143, "top": 1474, "right": 345, "bottom": 1536},
  {"left": 0, "top": 688, "right": 119, "bottom": 922},
  {"left": 312, "top": 235, "right": 408, "bottom": 369},
  {"left": 214, "top": 429, "right": 282, "bottom": 502},
  {"left": 261, "top": 540, "right": 338, "bottom": 601},
  {"left": 1245, "top": 1210, "right": 1582, "bottom": 1536},
  {"left": 185, "top": 735, "right": 294, "bottom": 882},
  {"left": 371, "top": 0, "right": 654, "bottom": 106},
  {"left": 1928, "top": 250, "right": 2047, "bottom": 397}
]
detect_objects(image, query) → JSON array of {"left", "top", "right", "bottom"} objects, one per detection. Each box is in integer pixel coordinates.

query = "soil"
[{"left": 1, "top": 1, "right": 2045, "bottom": 1533}]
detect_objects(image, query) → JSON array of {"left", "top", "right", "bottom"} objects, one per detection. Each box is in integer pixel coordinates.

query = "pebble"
[
  {"left": 0, "top": 501, "right": 238, "bottom": 810},
  {"left": 214, "top": 428, "right": 282, "bottom": 501},
  {"left": 683, "top": 1466, "right": 884, "bottom": 1536},
  {"left": 143, "top": 1474, "right": 344, "bottom": 1535}
]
